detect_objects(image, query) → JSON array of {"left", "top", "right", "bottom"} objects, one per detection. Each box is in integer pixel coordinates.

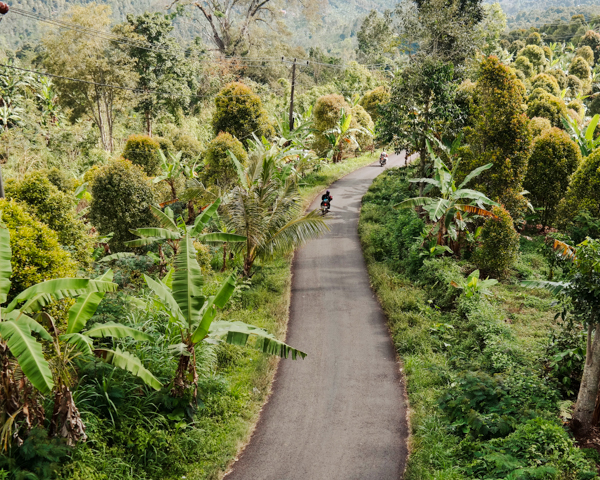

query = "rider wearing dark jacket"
[{"left": 321, "top": 190, "right": 332, "bottom": 207}]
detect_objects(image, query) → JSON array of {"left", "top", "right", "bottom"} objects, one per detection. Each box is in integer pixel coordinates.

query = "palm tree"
[
  {"left": 397, "top": 141, "right": 498, "bottom": 250},
  {"left": 225, "top": 144, "right": 329, "bottom": 276},
  {"left": 144, "top": 233, "right": 306, "bottom": 399}
]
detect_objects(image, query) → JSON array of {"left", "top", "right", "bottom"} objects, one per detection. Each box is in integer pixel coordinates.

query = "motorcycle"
[
  {"left": 379, "top": 155, "right": 387, "bottom": 167},
  {"left": 320, "top": 199, "right": 331, "bottom": 216}
]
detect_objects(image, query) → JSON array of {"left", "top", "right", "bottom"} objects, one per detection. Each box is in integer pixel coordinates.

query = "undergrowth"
[{"left": 359, "top": 167, "right": 597, "bottom": 480}]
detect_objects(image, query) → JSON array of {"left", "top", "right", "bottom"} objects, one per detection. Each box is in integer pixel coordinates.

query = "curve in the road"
[{"left": 226, "top": 154, "right": 410, "bottom": 480}]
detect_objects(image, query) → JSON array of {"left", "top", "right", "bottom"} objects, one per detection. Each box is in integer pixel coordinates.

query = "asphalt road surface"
[{"left": 226, "top": 154, "right": 409, "bottom": 480}]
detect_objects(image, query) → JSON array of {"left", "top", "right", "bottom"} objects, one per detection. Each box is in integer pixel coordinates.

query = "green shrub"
[
  {"left": 44, "top": 167, "right": 76, "bottom": 192},
  {"left": 212, "top": 82, "right": 274, "bottom": 142},
  {"left": 89, "top": 158, "right": 157, "bottom": 252},
  {"left": 5, "top": 171, "right": 93, "bottom": 267},
  {"left": 559, "top": 149, "right": 600, "bottom": 225},
  {"left": 440, "top": 372, "right": 558, "bottom": 440},
  {"left": 567, "top": 74, "right": 584, "bottom": 97},
  {"left": 201, "top": 132, "right": 248, "bottom": 189},
  {"left": 460, "top": 57, "right": 532, "bottom": 222},
  {"left": 122, "top": 134, "right": 162, "bottom": 176},
  {"left": 524, "top": 128, "right": 581, "bottom": 226},
  {"left": 173, "top": 134, "right": 202, "bottom": 162},
  {"left": 359, "top": 86, "right": 390, "bottom": 122},
  {"left": 155, "top": 136, "right": 174, "bottom": 155},
  {"left": 527, "top": 87, "right": 550, "bottom": 103},
  {"left": 526, "top": 32, "right": 542, "bottom": 46},
  {"left": 467, "top": 418, "right": 596, "bottom": 478},
  {"left": 312, "top": 93, "right": 356, "bottom": 156},
  {"left": 576, "top": 45, "right": 595, "bottom": 65},
  {"left": 419, "top": 257, "right": 463, "bottom": 308},
  {"left": 509, "top": 40, "right": 525, "bottom": 55},
  {"left": 570, "top": 56, "right": 592, "bottom": 81},
  {"left": 547, "top": 68, "right": 568, "bottom": 89},
  {"left": 579, "top": 30, "right": 600, "bottom": 64},
  {"left": 530, "top": 116, "right": 552, "bottom": 138},
  {"left": 474, "top": 206, "right": 519, "bottom": 278},
  {"left": 568, "top": 99, "right": 585, "bottom": 119},
  {"left": 514, "top": 55, "right": 534, "bottom": 78},
  {"left": 0, "top": 199, "right": 77, "bottom": 297},
  {"left": 590, "top": 96, "right": 600, "bottom": 116},
  {"left": 526, "top": 93, "right": 568, "bottom": 128},
  {"left": 351, "top": 104, "right": 374, "bottom": 150},
  {"left": 531, "top": 73, "right": 560, "bottom": 97},
  {"left": 518, "top": 45, "right": 545, "bottom": 70}
]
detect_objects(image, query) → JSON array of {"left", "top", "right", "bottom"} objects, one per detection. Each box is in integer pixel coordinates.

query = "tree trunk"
[
  {"left": 573, "top": 322, "right": 600, "bottom": 434},
  {"left": 187, "top": 201, "right": 196, "bottom": 224},
  {"left": 145, "top": 110, "right": 152, "bottom": 137},
  {"left": 171, "top": 344, "right": 198, "bottom": 399},
  {"left": 50, "top": 384, "right": 86, "bottom": 446},
  {"left": 0, "top": 163, "right": 5, "bottom": 199},
  {"left": 221, "top": 243, "right": 228, "bottom": 272}
]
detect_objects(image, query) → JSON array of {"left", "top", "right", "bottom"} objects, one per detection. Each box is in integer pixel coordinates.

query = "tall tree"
[
  {"left": 356, "top": 10, "right": 395, "bottom": 65},
  {"left": 116, "top": 13, "right": 197, "bottom": 136},
  {"left": 177, "top": 0, "right": 325, "bottom": 56},
  {"left": 42, "top": 5, "right": 136, "bottom": 152}
]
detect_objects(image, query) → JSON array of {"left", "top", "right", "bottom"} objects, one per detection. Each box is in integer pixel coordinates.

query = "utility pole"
[{"left": 289, "top": 58, "right": 296, "bottom": 131}]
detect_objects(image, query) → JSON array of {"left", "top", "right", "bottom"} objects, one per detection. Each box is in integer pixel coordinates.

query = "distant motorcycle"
[
  {"left": 320, "top": 199, "right": 331, "bottom": 216},
  {"left": 379, "top": 153, "right": 388, "bottom": 167}
]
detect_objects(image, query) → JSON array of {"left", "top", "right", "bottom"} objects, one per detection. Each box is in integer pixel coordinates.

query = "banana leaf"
[
  {"left": 6, "top": 279, "right": 118, "bottom": 313},
  {"left": 144, "top": 274, "right": 185, "bottom": 323},
  {"left": 67, "top": 270, "right": 113, "bottom": 334},
  {"left": 196, "top": 232, "right": 246, "bottom": 243},
  {"left": 0, "top": 212, "right": 11, "bottom": 304},
  {"left": 521, "top": 280, "right": 568, "bottom": 295},
  {"left": 85, "top": 322, "right": 153, "bottom": 341},
  {"left": 172, "top": 234, "right": 205, "bottom": 328},
  {"left": 61, "top": 333, "right": 94, "bottom": 356},
  {"left": 98, "top": 252, "right": 135, "bottom": 263},
  {"left": 95, "top": 348, "right": 162, "bottom": 390},
  {"left": 191, "top": 272, "right": 236, "bottom": 343},
  {"left": 0, "top": 319, "right": 54, "bottom": 394},
  {"left": 209, "top": 320, "right": 307, "bottom": 360}
]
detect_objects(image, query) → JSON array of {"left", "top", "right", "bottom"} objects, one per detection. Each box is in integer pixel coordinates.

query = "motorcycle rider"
[
  {"left": 321, "top": 190, "right": 333, "bottom": 209},
  {"left": 380, "top": 151, "right": 389, "bottom": 165}
]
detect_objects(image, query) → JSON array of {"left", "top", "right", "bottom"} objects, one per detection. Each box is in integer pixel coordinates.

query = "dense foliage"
[{"left": 88, "top": 159, "right": 157, "bottom": 251}]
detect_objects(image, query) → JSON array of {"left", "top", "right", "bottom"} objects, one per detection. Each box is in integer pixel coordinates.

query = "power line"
[
  {"left": 0, "top": 63, "right": 382, "bottom": 100},
  {"left": 8, "top": 6, "right": 175, "bottom": 55}
]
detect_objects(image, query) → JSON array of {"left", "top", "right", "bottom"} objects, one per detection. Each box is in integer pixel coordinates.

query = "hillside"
[{"left": 0, "top": 0, "right": 397, "bottom": 52}]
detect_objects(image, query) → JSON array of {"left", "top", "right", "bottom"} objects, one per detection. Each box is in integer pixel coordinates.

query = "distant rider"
[
  {"left": 321, "top": 190, "right": 333, "bottom": 208},
  {"left": 380, "top": 151, "right": 389, "bottom": 164}
]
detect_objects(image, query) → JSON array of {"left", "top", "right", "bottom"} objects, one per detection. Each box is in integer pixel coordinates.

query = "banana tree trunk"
[
  {"left": 573, "top": 321, "right": 600, "bottom": 435},
  {"left": 49, "top": 384, "right": 86, "bottom": 446},
  {"left": 221, "top": 243, "right": 228, "bottom": 272},
  {"left": 171, "top": 343, "right": 198, "bottom": 399}
]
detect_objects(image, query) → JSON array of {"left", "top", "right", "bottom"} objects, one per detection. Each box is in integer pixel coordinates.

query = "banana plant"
[
  {"left": 0, "top": 216, "right": 162, "bottom": 445},
  {"left": 322, "top": 108, "right": 372, "bottom": 163},
  {"left": 144, "top": 233, "right": 306, "bottom": 399},
  {"left": 451, "top": 270, "right": 498, "bottom": 298},
  {"left": 126, "top": 198, "right": 246, "bottom": 258},
  {"left": 396, "top": 140, "right": 498, "bottom": 248},
  {"left": 153, "top": 150, "right": 196, "bottom": 201},
  {"left": 562, "top": 113, "right": 600, "bottom": 157}
]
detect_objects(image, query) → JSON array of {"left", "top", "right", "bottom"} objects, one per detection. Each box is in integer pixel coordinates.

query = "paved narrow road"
[{"left": 226, "top": 154, "right": 409, "bottom": 480}]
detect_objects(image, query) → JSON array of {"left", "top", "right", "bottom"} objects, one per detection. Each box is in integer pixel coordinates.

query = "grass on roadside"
[
  {"left": 60, "top": 153, "right": 378, "bottom": 480},
  {"left": 358, "top": 168, "right": 597, "bottom": 480}
]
